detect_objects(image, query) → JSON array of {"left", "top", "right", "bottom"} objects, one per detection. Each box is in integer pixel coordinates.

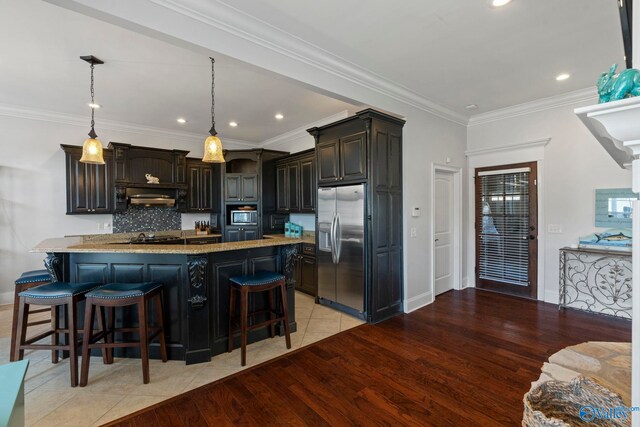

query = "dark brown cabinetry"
[
  {"left": 186, "top": 158, "right": 216, "bottom": 212},
  {"left": 275, "top": 149, "right": 316, "bottom": 213},
  {"left": 225, "top": 174, "right": 258, "bottom": 202},
  {"left": 221, "top": 150, "right": 288, "bottom": 242},
  {"left": 316, "top": 131, "right": 366, "bottom": 185},
  {"left": 225, "top": 226, "right": 258, "bottom": 242},
  {"left": 61, "top": 145, "right": 113, "bottom": 214},
  {"left": 295, "top": 243, "right": 317, "bottom": 296},
  {"left": 308, "top": 109, "right": 405, "bottom": 323}
]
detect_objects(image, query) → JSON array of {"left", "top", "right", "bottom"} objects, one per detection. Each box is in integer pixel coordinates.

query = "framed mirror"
[{"left": 595, "top": 188, "right": 638, "bottom": 227}]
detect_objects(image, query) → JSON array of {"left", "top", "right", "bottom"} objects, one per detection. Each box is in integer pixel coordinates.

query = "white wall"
[
  {"left": 467, "top": 97, "right": 631, "bottom": 303},
  {"left": 0, "top": 111, "right": 251, "bottom": 303}
]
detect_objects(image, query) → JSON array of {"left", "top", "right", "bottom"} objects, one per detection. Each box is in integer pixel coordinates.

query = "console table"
[{"left": 559, "top": 247, "right": 632, "bottom": 319}]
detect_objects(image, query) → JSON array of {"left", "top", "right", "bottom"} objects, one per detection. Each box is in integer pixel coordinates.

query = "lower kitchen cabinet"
[
  {"left": 225, "top": 226, "right": 259, "bottom": 242},
  {"left": 296, "top": 243, "right": 317, "bottom": 296}
]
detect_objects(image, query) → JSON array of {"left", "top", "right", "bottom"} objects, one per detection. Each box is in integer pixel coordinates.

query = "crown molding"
[
  {"left": 146, "top": 0, "right": 467, "bottom": 126},
  {"left": 468, "top": 88, "right": 598, "bottom": 127},
  {"left": 465, "top": 137, "right": 551, "bottom": 157},
  {"left": 260, "top": 110, "right": 349, "bottom": 149},
  {"left": 0, "top": 102, "right": 257, "bottom": 148}
]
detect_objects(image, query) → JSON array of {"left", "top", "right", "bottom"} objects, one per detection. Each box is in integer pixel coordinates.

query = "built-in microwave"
[{"left": 230, "top": 210, "right": 258, "bottom": 225}]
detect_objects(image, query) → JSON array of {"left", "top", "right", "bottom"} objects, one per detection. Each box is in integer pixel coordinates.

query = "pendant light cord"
[
  {"left": 89, "top": 62, "right": 97, "bottom": 138},
  {"left": 210, "top": 57, "right": 217, "bottom": 136}
]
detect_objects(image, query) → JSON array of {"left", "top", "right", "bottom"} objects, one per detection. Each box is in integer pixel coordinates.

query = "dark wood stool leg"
[
  {"left": 10, "top": 288, "right": 21, "bottom": 362},
  {"left": 280, "top": 281, "right": 291, "bottom": 349},
  {"left": 138, "top": 296, "right": 150, "bottom": 384},
  {"left": 240, "top": 287, "right": 248, "bottom": 367},
  {"left": 80, "top": 299, "right": 96, "bottom": 387},
  {"left": 14, "top": 297, "right": 29, "bottom": 361},
  {"left": 68, "top": 296, "right": 79, "bottom": 387},
  {"left": 96, "top": 305, "right": 109, "bottom": 365},
  {"left": 268, "top": 288, "right": 275, "bottom": 338},
  {"left": 228, "top": 286, "right": 235, "bottom": 353},
  {"left": 107, "top": 307, "right": 115, "bottom": 364},
  {"left": 52, "top": 305, "right": 60, "bottom": 364},
  {"left": 154, "top": 292, "right": 168, "bottom": 363}
]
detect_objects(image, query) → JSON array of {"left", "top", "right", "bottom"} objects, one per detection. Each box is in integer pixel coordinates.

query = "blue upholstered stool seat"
[
  {"left": 229, "top": 271, "right": 285, "bottom": 287},
  {"left": 19, "top": 282, "right": 101, "bottom": 300},
  {"left": 86, "top": 282, "right": 163, "bottom": 300},
  {"left": 15, "top": 270, "right": 51, "bottom": 286}
]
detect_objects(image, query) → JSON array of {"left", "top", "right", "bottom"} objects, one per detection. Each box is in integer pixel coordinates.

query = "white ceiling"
[
  {"left": 0, "top": 0, "right": 627, "bottom": 136},
  {"left": 0, "top": 0, "right": 358, "bottom": 143},
  {"left": 223, "top": 0, "right": 626, "bottom": 116}
]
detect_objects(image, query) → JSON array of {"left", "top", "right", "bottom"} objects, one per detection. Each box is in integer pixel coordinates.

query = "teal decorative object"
[{"left": 597, "top": 64, "right": 640, "bottom": 103}]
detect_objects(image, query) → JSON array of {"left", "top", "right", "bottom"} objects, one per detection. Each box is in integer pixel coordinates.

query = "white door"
[{"left": 434, "top": 171, "right": 454, "bottom": 296}]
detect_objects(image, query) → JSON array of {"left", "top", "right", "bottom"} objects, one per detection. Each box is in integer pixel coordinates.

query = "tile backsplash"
[{"left": 113, "top": 207, "right": 181, "bottom": 233}]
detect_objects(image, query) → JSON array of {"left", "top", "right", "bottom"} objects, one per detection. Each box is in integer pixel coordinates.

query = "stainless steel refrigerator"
[{"left": 317, "top": 184, "right": 365, "bottom": 316}]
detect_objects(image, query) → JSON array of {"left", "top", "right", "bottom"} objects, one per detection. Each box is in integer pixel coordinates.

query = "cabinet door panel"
[
  {"left": 241, "top": 174, "right": 258, "bottom": 201},
  {"left": 225, "top": 227, "right": 241, "bottom": 242},
  {"left": 300, "top": 255, "right": 316, "bottom": 296},
  {"left": 300, "top": 157, "right": 316, "bottom": 212},
  {"left": 275, "top": 164, "right": 287, "bottom": 212},
  {"left": 201, "top": 166, "right": 213, "bottom": 210},
  {"left": 187, "top": 166, "right": 201, "bottom": 211},
  {"left": 340, "top": 132, "right": 366, "bottom": 182},
  {"left": 287, "top": 162, "right": 299, "bottom": 212},
  {"left": 72, "top": 159, "right": 91, "bottom": 213},
  {"left": 317, "top": 140, "right": 340, "bottom": 185},
  {"left": 225, "top": 175, "right": 241, "bottom": 201},
  {"left": 91, "top": 160, "right": 112, "bottom": 212},
  {"left": 243, "top": 227, "right": 259, "bottom": 241}
]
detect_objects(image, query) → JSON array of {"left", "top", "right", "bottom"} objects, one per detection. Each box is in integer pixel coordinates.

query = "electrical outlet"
[
  {"left": 104, "top": 223, "right": 111, "bottom": 229},
  {"left": 98, "top": 223, "right": 103, "bottom": 230},
  {"left": 410, "top": 227, "right": 417, "bottom": 238}
]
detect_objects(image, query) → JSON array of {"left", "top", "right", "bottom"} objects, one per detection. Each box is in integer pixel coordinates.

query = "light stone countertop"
[{"left": 31, "top": 235, "right": 306, "bottom": 255}]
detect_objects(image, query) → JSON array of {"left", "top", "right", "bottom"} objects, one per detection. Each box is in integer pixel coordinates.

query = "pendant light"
[
  {"left": 202, "top": 57, "right": 225, "bottom": 163},
  {"left": 79, "top": 55, "right": 105, "bottom": 164}
]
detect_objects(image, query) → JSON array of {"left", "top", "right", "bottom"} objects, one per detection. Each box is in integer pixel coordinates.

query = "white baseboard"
[
  {"left": 545, "top": 290, "right": 560, "bottom": 305},
  {"left": 404, "top": 291, "right": 434, "bottom": 313},
  {"left": 0, "top": 291, "right": 13, "bottom": 306}
]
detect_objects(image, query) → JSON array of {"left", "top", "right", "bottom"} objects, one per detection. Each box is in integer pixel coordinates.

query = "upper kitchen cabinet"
[
  {"left": 275, "top": 149, "right": 315, "bottom": 213},
  {"left": 225, "top": 173, "right": 258, "bottom": 202},
  {"left": 314, "top": 129, "right": 366, "bottom": 185},
  {"left": 61, "top": 145, "right": 113, "bottom": 214},
  {"left": 186, "top": 158, "right": 221, "bottom": 212}
]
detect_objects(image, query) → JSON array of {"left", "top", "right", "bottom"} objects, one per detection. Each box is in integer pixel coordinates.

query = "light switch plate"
[
  {"left": 410, "top": 227, "right": 417, "bottom": 237},
  {"left": 547, "top": 224, "right": 563, "bottom": 234},
  {"left": 411, "top": 207, "right": 420, "bottom": 217}
]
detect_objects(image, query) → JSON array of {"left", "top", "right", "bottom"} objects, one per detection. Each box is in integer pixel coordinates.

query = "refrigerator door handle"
[
  {"left": 335, "top": 213, "right": 342, "bottom": 263},
  {"left": 330, "top": 213, "right": 338, "bottom": 264}
]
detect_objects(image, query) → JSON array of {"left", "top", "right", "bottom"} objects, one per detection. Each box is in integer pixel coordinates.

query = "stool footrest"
[
  {"left": 245, "top": 317, "right": 286, "bottom": 332},
  {"left": 26, "top": 319, "right": 51, "bottom": 327}
]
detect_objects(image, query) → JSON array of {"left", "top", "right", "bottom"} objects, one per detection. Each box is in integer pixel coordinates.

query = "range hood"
[{"left": 128, "top": 194, "right": 176, "bottom": 207}]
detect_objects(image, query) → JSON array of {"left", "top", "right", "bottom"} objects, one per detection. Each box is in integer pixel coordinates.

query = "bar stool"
[
  {"left": 11, "top": 270, "right": 52, "bottom": 362},
  {"left": 14, "top": 281, "right": 103, "bottom": 387},
  {"left": 228, "top": 271, "right": 291, "bottom": 366},
  {"left": 80, "top": 282, "right": 167, "bottom": 386}
]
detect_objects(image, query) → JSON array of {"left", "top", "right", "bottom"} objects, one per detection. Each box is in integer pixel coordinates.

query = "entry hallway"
[{"left": 108, "top": 289, "right": 631, "bottom": 426}]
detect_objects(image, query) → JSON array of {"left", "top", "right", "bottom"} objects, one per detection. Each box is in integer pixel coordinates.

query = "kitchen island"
[{"left": 32, "top": 235, "right": 301, "bottom": 364}]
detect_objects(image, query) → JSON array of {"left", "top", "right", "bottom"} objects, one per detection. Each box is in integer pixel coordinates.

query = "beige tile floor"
[{"left": 0, "top": 292, "right": 364, "bottom": 426}]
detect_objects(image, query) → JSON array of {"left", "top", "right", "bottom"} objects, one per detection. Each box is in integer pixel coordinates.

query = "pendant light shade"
[
  {"left": 79, "top": 55, "right": 105, "bottom": 165},
  {"left": 202, "top": 57, "right": 225, "bottom": 163}
]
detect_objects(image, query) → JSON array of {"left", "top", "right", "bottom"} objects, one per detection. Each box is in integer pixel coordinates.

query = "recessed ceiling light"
[
  {"left": 465, "top": 104, "right": 479, "bottom": 110},
  {"left": 275, "top": 113, "right": 284, "bottom": 120},
  {"left": 88, "top": 103, "right": 101, "bottom": 109},
  {"left": 176, "top": 118, "right": 187, "bottom": 124},
  {"left": 229, "top": 121, "right": 238, "bottom": 127},
  {"left": 556, "top": 73, "right": 571, "bottom": 81},
  {"left": 492, "top": 0, "right": 512, "bottom": 7}
]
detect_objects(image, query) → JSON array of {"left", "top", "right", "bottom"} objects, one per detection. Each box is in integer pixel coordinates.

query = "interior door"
[
  {"left": 475, "top": 162, "right": 538, "bottom": 298},
  {"left": 434, "top": 171, "right": 454, "bottom": 296}
]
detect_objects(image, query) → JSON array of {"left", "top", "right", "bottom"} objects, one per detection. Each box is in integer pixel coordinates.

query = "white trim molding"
[
  {"left": 404, "top": 291, "right": 434, "bottom": 313},
  {"left": 465, "top": 137, "right": 551, "bottom": 157},
  {"left": 468, "top": 88, "right": 597, "bottom": 127}
]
